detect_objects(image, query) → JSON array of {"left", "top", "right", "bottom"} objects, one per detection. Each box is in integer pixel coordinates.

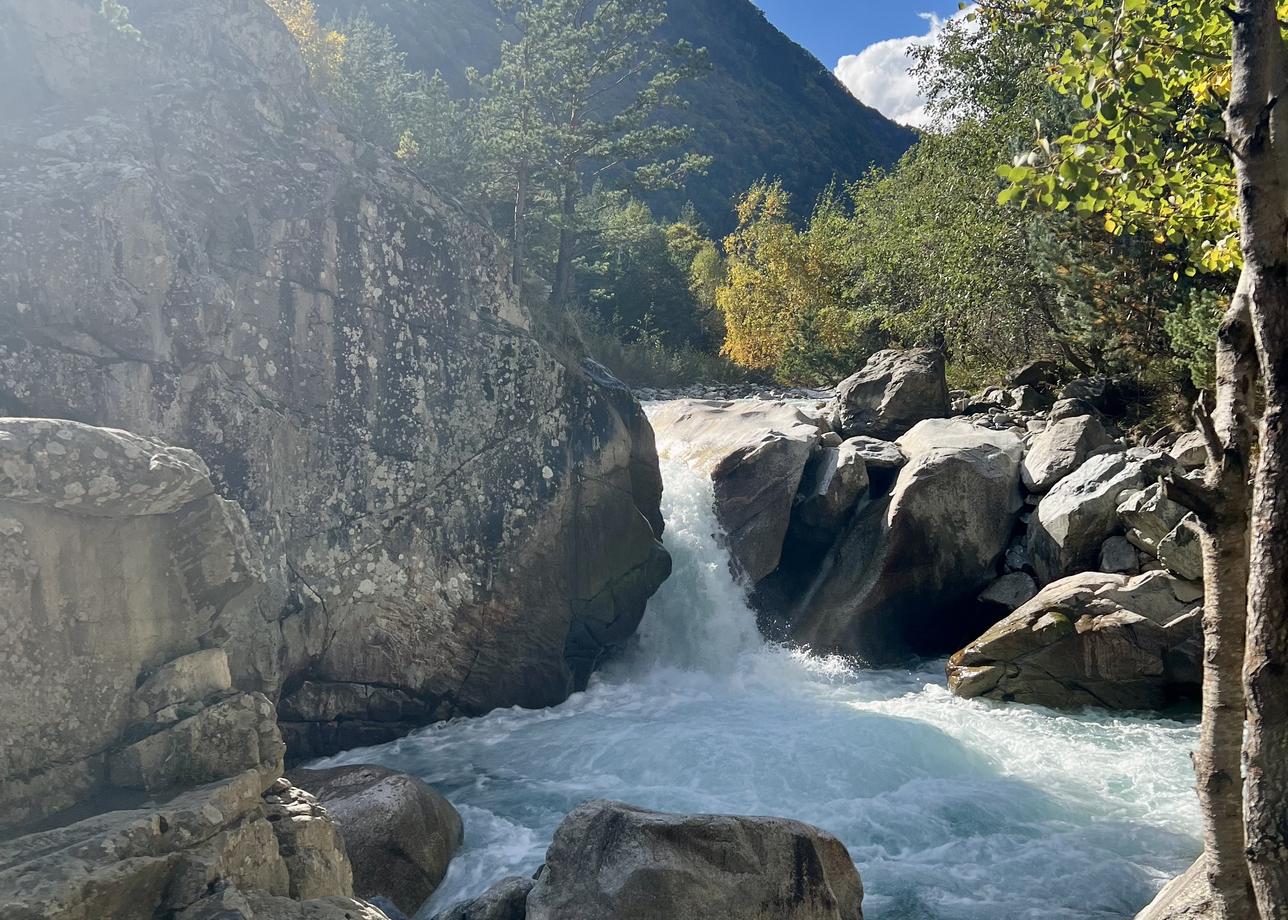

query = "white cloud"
[{"left": 833, "top": 7, "right": 975, "bottom": 128}]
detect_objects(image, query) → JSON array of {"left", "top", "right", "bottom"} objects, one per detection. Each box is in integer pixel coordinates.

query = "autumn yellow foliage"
[{"left": 265, "top": 0, "right": 346, "bottom": 82}]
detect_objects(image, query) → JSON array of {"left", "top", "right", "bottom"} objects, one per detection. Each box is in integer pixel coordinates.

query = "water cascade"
[{"left": 318, "top": 408, "right": 1202, "bottom": 920}]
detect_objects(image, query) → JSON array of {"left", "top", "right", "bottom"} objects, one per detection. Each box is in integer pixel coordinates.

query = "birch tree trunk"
[
  {"left": 1166, "top": 286, "right": 1258, "bottom": 918},
  {"left": 1228, "top": 1, "right": 1288, "bottom": 915}
]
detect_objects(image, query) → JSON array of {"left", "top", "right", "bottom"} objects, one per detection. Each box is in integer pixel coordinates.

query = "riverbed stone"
[
  {"left": 828, "top": 349, "right": 950, "bottom": 440},
  {"left": 290, "top": 765, "right": 462, "bottom": 916},
  {"left": 790, "top": 420, "right": 1024, "bottom": 664},
  {"left": 522, "top": 801, "right": 864, "bottom": 920},
  {"left": 1021, "top": 414, "right": 1113, "bottom": 492},
  {"left": 948, "top": 570, "right": 1202, "bottom": 709},
  {"left": 649, "top": 399, "right": 822, "bottom": 582}
]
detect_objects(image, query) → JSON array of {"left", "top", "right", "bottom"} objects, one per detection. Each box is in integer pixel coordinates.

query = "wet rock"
[
  {"left": 793, "top": 440, "right": 870, "bottom": 542},
  {"left": 290, "top": 765, "right": 463, "bottom": 916},
  {"left": 649, "top": 400, "right": 822, "bottom": 582},
  {"left": 828, "top": 349, "right": 950, "bottom": 440},
  {"left": 1133, "top": 858, "right": 1211, "bottom": 920},
  {"left": 1021, "top": 415, "right": 1112, "bottom": 493},
  {"left": 522, "top": 800, "right": 863, "bottom": 920},
  {"left": 432, "top": 878, "right": 534, "bottom": 920},
  {"left": 790, "top": 420, "right": 1024, "bottom": 664},
  {"left": 948, "top": 570, "right": 1202, "bottom": 709}
]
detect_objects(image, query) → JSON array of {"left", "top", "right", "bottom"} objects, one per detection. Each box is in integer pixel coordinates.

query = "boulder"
[
  {"left": 1134, "top": 858, "right": 1211, "bottom": 920},
  {"left": 1119, "top": 483, "right": 1188, "bottom": 558},
  {"left": 1099, "top": 536, "right": 1141, "bottom": 575},
  {"left": 842, "top": 437, "right": 906, "bottom": 471},
  {"left": 979, "top": 572, "right": 1039, "bottom": 613},
  {"left": 828, "top": 349, "right": 950, "bottom": 440},
  {"left": 1028, "top": 450, "right": 1166, "bottom": 585},
  {"left": 1158, "top": 516, "right": 1204, "bottom": 582},
  {"left": 0, "top": 770, "right": 362, "bottom": 920},
  {"left": 0, "top": 0, "right": 670, "bottom": 759},
  {"left": 442, "top": 800, "right": 863, "bottom": 920},
  {"left": 178, "top": 887, "right": 395, "bottom": 920},
  {"left": 1020, "top": 415, "right": 1113, "bottom": 493},
  {"left": 1167, "top": 431, "right": 1209, "bottom": 472},
  {"left": 1009, "top": 359, "right": 1061, "bottom": 388},
  {"left": 433, "top": 878, "right": 535, "bottom": 920},
  {"left": 947, "top": 571, "right": 1202, "bottom": 709},
  {"left": 649, "top": 400, "right": 822, "bottom": 582},
  {"left": 1049, "top": 397, "right": 1098, "bottom": 422},
  {"left": 290, "top": 765, "right": 463, "bottom": 916},
  {"left": 790, "top": 420, "right": 1024, "bottom": 664},
  {"left": 792, "top": 440, "right": 870, "bottom": 542},
  {"left": 0, "top": 419, "right": 270, "bottom": 830}
]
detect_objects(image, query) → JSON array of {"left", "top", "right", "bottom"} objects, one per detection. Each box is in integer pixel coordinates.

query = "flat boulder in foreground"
[{"left": 439, "top": 800, "right": 863, "bottom": 920}]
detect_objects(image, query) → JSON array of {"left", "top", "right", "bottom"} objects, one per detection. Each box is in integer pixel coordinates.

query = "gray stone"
[
  {"left": 178, "top": 887, "right": 394, "bottom": 920},
  {"left": 0, "top": 0, "right": 670, "bottom": 760},
  {"left": 263, "top": 779, "right": 354, "bottom": 901},
  {"left": 523, "top": 801, "right": 864, "bottom": 920},
  {"left": 948, "top": 571, "right": 1202, "bottom": 709},
  {"left": 1028, "top": 450, "right": 1163, "bottom": 585},
  {"left": 841, "top": 436, "right": 906, "bottom": 471},
  {"left": 979, "top": 572, "right": 1039, "bottom": 612},
  {"left": 1167, "top": 431, "right": 1209, "bottom": 472},
  {"left": 1049, "top": 398, "right": 1098, "bottom": 422},
  {"left": 793, "top": 440, "right": 870, "bottom": 540},
  {"left": 1099, "top": 536, "right": 1141, "bottom": 575},
  {"left": 790, "top": 420, "right": 1024, "bottom": 664},
  {"left": 829, "top": 349, "right": 950, "bottom": 440},
  {"left": 1119, "top": 483, "right": 1188, "bottom": 558},
  {"left": 0, "top": 418, "right": 269, "bottom": 831},
  {"left": 1158, "top": 516, "right": 1204, "bottom": 582},
  {"left": 290, "top": 766, "right": 463, "bottom": 916},
  {"left": 1009, "top": 360, "right": 1061, "bottom": 388},
  {"left": 432, "top": 878, "right": 534, "bottom": 920},
  {"left": 650, "top": 400, "right": 822, "bottom": 582},
  {"left": 1021, "top": 415, "right": 1113, "bottom": 493}
]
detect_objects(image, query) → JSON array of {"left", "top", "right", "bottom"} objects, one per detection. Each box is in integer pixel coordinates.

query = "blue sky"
[
  {"left": 754, "top": 0, "right": 968, "bottom": 126},
  {"left": 755, "top": 1, "right": 962, "bottom": 68}
]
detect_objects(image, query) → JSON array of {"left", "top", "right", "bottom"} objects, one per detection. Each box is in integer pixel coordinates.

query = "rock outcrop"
[
  {"left": 0, "top": 418, "right": 272, "bottom": 830},
  {"left": 947, "top": 570, "right": 1202, "bottom": 709},
  {"left": 649, "top": 400, "right": 822, "bottom": 582},
  {"left": 440, "top": 800, "right": 863, "bottom": 920},
  {"left": 789, "top": 420, "right": 1024, "bottom": 664},
  {"left": 829, "top": 348, "right": 950, "bottom": 440},
  {"left": 0, "top": 768, "right": 386, "bottom": 920},
  {"left": 290, "top": 765, "right": 463, "bottom": 916},
  {"left": 0, "top": 0, "right": 669, "bottom": 759}
]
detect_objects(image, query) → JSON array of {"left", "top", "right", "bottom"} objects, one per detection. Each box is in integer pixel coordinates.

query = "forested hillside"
[{"left": 316, "top": 0, "right": 915, "bottom": 230}]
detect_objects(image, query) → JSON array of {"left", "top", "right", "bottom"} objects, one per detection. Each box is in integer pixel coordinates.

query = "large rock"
[
  {"left": 0, "top": 770, "right": 369, "bottom": 920},
  {"left": 789, "top": 420, "right": 1024, "bottom": 664},
  {"left": 947, "top": 570, "right": 1202, "bottom": 709},
  {"left": 290, "top": 765, "right": 463, "bottom": 916},
  {"left": 828, "top": 349, "right": 950, "bottom": 440},
  {"left": 0, "top": 0, "right": 669, "bottom": 758},
  {"left": 1134, "top": 858, "right": 1211, "bottom": 919},
  {"left": 0, "top": 419, "right": 271, "bottom": 830},
  {"left": 1020, "top": 414, "right": 1113, "bottom": 492},
  {"left": 1027, "top": 450, "right": 1166, "bottom": 585},
  {"left": 433, "top": 878, "right": 534, "bottom": 920},
  {"left": 649, "top": 400, "right": 822, "bottom": 582},
  {"left": 792, "top": 439, "right": 870, "bottom": 542},
  {"left": 444, "top": 800, "right": 863, "bottom": 920}
]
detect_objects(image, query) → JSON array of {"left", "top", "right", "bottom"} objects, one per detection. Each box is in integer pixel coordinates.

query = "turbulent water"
[{"left": 317, "top": 409, "right": 1202, "bottom": 920}]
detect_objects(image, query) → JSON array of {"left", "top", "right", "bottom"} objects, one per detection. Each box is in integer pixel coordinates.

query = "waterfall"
[{"left": 317, "top": 405, "right": 1203, "bottom": 920}]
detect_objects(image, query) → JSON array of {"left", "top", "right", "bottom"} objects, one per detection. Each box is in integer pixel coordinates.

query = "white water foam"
[{"left": 316, "top": 412, "right": 1202, "bottom": 920}]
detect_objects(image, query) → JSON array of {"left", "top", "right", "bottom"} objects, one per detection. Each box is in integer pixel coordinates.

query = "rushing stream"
[{"left": 317, "top": 408, "right": 1202, "bottom": 919}]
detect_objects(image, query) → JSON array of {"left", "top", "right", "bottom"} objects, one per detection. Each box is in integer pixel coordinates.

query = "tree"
[{"left": 474, "top": 0, "right": 710, "bottom": 303}]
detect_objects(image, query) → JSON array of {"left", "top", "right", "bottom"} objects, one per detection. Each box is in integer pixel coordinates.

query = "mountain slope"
[{"left": 319, "top": 0, "right": 917, "bottom": 231}]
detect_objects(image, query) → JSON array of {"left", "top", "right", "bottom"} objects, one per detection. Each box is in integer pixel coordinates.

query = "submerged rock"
[
  {"left": 0, "top": 0, "right": 669, "bottom": 757},
  {"left": 443, "top": 800, "right": 863, "bottom": 920},
  {"left": 790, "top": 420, "right": 1024, "bottom": 664},
  {"left": 290, "top": 765, "right": 463, "bottom": 916},
  {"left": 828, "top": 349, "right": 950, "bottom": 440},
  {"left": 947, "top": 570, "right": 1202, "bottom": 709},
  {"left": 649, "top": 400, "right": 822, "bottom": 582}
]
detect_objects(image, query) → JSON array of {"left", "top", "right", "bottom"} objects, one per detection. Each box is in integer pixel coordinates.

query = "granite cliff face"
[{"left": 0, "top": 0, "right": 669, "bottom": 760}]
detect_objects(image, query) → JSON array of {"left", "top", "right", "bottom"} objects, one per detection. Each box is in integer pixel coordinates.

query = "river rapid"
[{"left": 317, "top": 408, "right": 1202, "bottom": 920}]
